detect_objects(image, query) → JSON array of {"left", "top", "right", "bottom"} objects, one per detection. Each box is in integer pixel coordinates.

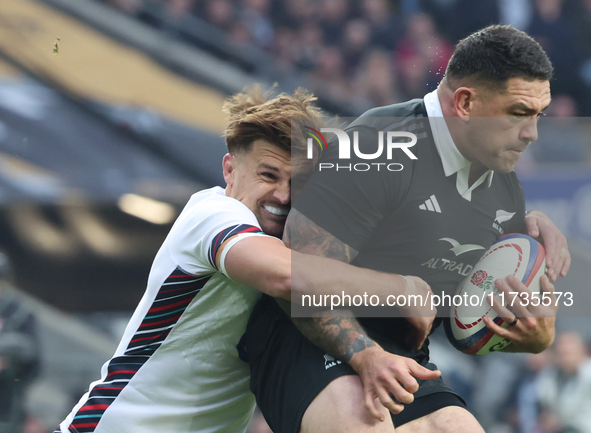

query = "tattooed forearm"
[
  {"left": 292, "top": 316, "right": 376, "bottom": 362},
  {"left": 284, "top": 209, "right": 358, "bottom": 263},
  {"left": 280, "top": 210, "right": 369, "bottom": 362},
  {"left": 276, "top": 299, "right": 374, "bottom": 362}
]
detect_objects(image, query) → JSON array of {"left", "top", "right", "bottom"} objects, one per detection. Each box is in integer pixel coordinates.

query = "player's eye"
[{"left": 262, "top": 172, "right": 277, "bottom": 180}]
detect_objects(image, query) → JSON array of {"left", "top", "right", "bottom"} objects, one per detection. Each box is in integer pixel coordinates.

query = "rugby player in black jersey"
[{"left": 245, "top": 25, "right": 571, "bottom": 433}]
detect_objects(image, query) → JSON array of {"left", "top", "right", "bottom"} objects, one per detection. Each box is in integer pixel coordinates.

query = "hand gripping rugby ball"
[{"left": 444, "top": 233, "right": 546, "bottom": 355}]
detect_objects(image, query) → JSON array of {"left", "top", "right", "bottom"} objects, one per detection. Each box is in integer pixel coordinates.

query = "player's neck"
[{"left": 468, "top": 162, "right": 488, "bottom": 186}]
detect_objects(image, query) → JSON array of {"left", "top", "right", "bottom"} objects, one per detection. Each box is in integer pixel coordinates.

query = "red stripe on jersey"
[
  {"left": 80, "top": 404, "right": 110, "bottom": 411},
  {"left": 213, "top": 226, "right": 260, "bottom": 255},
  {"left": 239, "top": 226, "right": 262, "bottom": 233},
  {"left": 130, "top": 332, "right": 166, "bottom": 343},
  {"left": 148, "top": 298, "right": 192, "bottom": 313},
  {"left": 70, "top": 423, "right": 98, "bottom": 429},
  {"left": 107, "top": 370, "right": 136, "bottom": 377},
  {"left": 212, "top": 231, "right": 225, "bottom": 254},
  {"left": 139, "top": 314, "right": 182, "bottom": 328}
]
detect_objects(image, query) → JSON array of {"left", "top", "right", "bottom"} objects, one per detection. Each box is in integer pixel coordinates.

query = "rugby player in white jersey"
[{"left": 55, "top": 87, "right": 440, "bottom": 433}]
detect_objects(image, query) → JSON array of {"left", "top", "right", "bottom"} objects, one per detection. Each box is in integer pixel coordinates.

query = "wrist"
[
  {"left": 401, "top": 275, "right": 416, "bottom": 297},
  {"left": 505, "top": 325, "right": 555, "bottom": 354},
  {"left": 348, "top": 343, "right": 382, "bottom": 372},
  {"left": 536, "top": 318, "right": 557, "bottom": 352},
  {"left": 533, "top": 324, "right": 556, "bottom": 353},
  {"left": 393, "top": 274, "right": 408, "bottom": 296}
]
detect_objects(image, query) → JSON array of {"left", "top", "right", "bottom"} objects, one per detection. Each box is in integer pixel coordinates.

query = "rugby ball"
[{"left": 444, "top": 233, "right": 546, "bottom": 355}]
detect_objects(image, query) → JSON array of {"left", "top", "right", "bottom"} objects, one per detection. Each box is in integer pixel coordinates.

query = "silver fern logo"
[{"left": 493, "top": 210, "right": 516, "bottom": 234}]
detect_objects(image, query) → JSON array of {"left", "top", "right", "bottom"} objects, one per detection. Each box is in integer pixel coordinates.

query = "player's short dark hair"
[{"left": 445, "top": 25, "right": 553, "bottom": 89}]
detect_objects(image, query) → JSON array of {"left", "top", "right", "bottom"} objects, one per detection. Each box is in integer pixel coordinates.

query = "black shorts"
[{"left": 245, "top": 295, "right": 466, "bottom": 433}]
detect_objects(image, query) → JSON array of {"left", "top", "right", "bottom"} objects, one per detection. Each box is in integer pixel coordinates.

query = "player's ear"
[
  {"left": 222, "top": 153, "right": 235, "bottom": 186},
  {"left": 453, "top": 87, "right": 476, "bottom": 120}
]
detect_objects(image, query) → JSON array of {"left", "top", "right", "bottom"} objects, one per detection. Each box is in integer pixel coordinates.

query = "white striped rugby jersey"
[{"left": 57, "top": 187, "right": 271, "bottom": 433}]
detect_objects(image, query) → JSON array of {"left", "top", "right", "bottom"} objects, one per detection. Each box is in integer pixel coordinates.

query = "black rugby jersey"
[{"left": 294, "top": 98, "right": 525, "bottom": 346}]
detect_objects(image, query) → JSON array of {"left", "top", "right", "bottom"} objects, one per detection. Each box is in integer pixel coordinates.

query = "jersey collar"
[{"left": 423, "top": 89, "right": 494, "bottom": 201}]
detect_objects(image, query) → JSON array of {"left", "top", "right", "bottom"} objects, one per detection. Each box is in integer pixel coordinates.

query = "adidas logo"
[{"left": 419, "top": 194, "right": 441, "bottom": 213}]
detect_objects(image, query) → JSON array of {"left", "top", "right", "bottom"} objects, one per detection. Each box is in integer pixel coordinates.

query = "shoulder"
[
  {"left": 348, "top": 98, "right": 425, "bottom": 128},
  {"left": 163, "top": 188, "right": 265, "bottom": 273},
  {"left": 181, "top": 187, "right": 257, "bottom": 223},
  {"left": 347, "top": 99, "right": 431, "bottom": 148},
  {"left": 168, "top": 187, "right": 262, "bottom": 248},
  {"left": 359, "top": 99, "right": 427, "bottom": 120}
]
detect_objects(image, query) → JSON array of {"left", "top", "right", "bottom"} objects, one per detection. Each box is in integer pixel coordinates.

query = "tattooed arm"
[
  {"left": 284, "top": 208, "right": 359, "bottom": 262},
  {"left": 281, "top": 209, "right": 440, "bottom": 418},
  {"left": 285, "top": 209, "right": 435, "bottom": 349},
  {"left": 276, "top": 298, "right": 376, "bottom": 361},
  {"left": 282, "top": 209, "right": 371, "bottom": 362}
]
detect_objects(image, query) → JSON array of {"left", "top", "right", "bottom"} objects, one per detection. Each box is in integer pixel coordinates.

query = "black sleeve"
[{"left": 294, "top": 125, "right": 412, "bottom": 251}]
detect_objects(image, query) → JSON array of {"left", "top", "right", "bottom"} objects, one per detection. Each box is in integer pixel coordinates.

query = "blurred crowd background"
[
  {"left": 106, "top": 0, "right": 591, "bottom": 117},
  {"left": 104, "top": 0, "right": 591, "bottom": 165},
  {"left": 0, "top": 0, "right": 590, "bottom": 432}
]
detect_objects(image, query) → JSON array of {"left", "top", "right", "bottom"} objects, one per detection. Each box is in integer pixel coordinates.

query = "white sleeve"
[{"left": 166, "top": 194, "right": 271, "bottom": 278}]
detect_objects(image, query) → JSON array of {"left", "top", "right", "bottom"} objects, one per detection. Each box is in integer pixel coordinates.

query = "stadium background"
[{"left": 0, "top": 0, "right": 590, "bottom": 431}]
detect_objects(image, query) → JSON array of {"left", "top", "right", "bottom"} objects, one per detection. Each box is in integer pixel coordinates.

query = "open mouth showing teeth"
[{"left": 264, "top": 205, "right": 289, "bottom": 216}]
